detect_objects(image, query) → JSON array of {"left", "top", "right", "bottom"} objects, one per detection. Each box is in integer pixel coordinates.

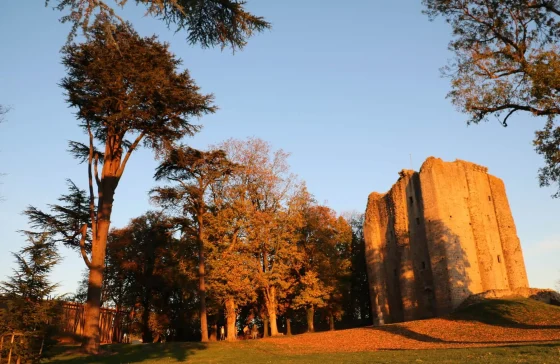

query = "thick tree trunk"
[
  {"left": 306, "top": 306, "right": 315, "bottom": 333},
  {"left": 225, "top": 297, "right": 237, "bottom": 341},
  {"left": 142, "top": 250, "right": 156, "bottom": 343},
  {"left": 82, "top": 218, "right": 112, "bottom": 353},
  {"left": 329, "top": 311, "right": 335, "bottom": 331},
  {"left": 263, "top": 316, "right": 269, "bottom": 338},
  {"left": 265, "top": 286, "right": 279, "bottom": 336},
  {"left": 286, "top": 318, "right": 292, "bottom": 336},
  {"left": 269, "top": 311, "right": 278, "bottom": 336},
  {"left": 197, "top": 212, "right": 209, "bottom": 342},
  {"left": 82, "top": 155, "right": 120, "bottom": 354},
  {"left": 209, "top": 322, "right": 217, "bottom": 341},
  {"left": 141, "top": 304, "right": 153, "bottom": 343}
]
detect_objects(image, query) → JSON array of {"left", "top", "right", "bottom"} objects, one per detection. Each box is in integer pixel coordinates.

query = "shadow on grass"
[
  {"left": 375, "top": 341, "right": 560, "bottom": 353},
  {"left": 375, "top": 325, "right": 446, "bottom": 343},
  {"left": 367, "top": 298, "right": 560, "bottom": 346},
  {"left": 48, "top": 342, "right": 207, "bottom": 363},
  {"left": 372, "top": 324, "right": 560, "bottom": 346},
  {"left": 450, "top": 298, "right": 560, "bottom": 330}
]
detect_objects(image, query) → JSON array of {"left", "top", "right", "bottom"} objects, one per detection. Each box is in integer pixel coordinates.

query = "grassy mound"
[{"left": 451, "top": 297, "right": 560, "bottom": 328}]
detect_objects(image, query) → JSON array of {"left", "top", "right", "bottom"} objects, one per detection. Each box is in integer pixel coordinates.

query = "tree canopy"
[
  {"left": 142, "top": 138, "right": 364, "bottom": 340},
  {"left": 47, "top": 0, "right": 270, "bottom": 50},
  {"left": 61, "top": 21, "right": 215, "bottom": 159}
]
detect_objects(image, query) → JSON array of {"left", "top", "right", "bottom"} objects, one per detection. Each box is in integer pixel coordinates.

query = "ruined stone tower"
[{"left": 363, "top": 157, "right": 529, "bottom": 323}]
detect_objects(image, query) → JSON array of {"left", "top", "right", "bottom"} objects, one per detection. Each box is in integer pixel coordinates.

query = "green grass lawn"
[
  {"left": 45, "top": 298, "right": 560, "bottom": 363},
  {"left": 46, "top": 341, "right": 560, "bottom": 364}
]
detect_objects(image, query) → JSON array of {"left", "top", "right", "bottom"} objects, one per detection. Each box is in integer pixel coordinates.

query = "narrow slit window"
[
  {"left": 421, "top": 261, "right": 426, "bottom": 269},
  {"left": 416, "top": 217, "right": 420, "bottom": 225},
  {"left": 409, "top": 196, "right": 413, "bottom": 205},
  {"left": 394, "top": 269, "right": 398, "bottom": 277},
  {"left": 497, "top": 255, "right": 501, "bottom": 263},
  {"left": 488, "top": 196, "right": 492, "bottom": 202}
]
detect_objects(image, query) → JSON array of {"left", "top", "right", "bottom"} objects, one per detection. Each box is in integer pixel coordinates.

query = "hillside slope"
[{"left": 262, "top": 298, "right": 560, "bottom": 353}]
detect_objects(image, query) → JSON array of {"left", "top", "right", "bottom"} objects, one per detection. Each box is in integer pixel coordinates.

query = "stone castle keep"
[{"left": 363, "top": 157, "right": 529, "bottom": 323}]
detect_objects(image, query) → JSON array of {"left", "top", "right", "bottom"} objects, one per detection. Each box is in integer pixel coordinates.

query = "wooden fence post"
[
  {"left": 39, "top": 335, "right": 45, "bottom": 357},
  {"left": 15, "top": 337, "right": 20, "bottom": 364},
  {"left": 7, "top": 333, "right": 15, "bottom": 364},
  {"left": 15, "top": 335, "right": 22, "bottom": 364}
]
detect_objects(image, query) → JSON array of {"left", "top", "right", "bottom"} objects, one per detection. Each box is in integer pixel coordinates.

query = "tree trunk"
[
  {"left": 374, "top": 293, "right": 384, "bottom": 326},
  {"left": 269, "top": 311, "right": 278, "bottom": 336},
  {"left": 82, "top": 155, "right": 121, "bottom": 354},
  {"left": 286, "top": 318, "right": 292, "bottom": 336},
  {"left": 329, "top": 311, "right": 335, "bottom": 331},
  {"left": 197, "top": 211, "right": 208, "bottom": 342},
  {"left": 142, "top": 254, "right": 156, "bottom": 343},
  {"left": 263, "top": 316, "right": 269, "bottom": 338},
  {"left": 82, "top": 218, "right": 110, "bottom": 353},
  {"left": 306, "top": 306, "right": 315, "bottom": 333},
  {"left": 209, "top": 322, "right": 217, "bottom": 342},
  {"left": 225, "top": 297, "right": 237, "bottom": 341},
  {"left": 141, "top": 305, "right": 153, "bottom": 343},
  {"left": 265, "top": 286, "right": 279, "bottom": 336}
]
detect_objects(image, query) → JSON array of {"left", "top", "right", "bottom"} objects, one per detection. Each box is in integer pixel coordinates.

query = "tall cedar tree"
[
  {"left": 60, "top": 21, "right": 214, "bottom": 353},
  {"left": 151, "top": 146, "right": 235, "bottom": 341},
  {"left": 218, "top": 138, "right": 298, "bottom": 336},
  {"left": 0, "top": 234, "right": 60, "bottom": 362},
  {"left": 47, "top": 0, "right": 270, "bottom": 50},
  {"left": 423, "top": 0, "right": 560, "bottom": 197}
]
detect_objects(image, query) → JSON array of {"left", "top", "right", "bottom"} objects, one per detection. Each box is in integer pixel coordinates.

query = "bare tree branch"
[
  {"left": 87, "top": 121, "right": 98, "bottom": 242},
  {"left": 116, "top": 131, "right": 145, "bottom": 178},
  {"left": 79, "top": 224, "right": 93, "bottom": 268}
]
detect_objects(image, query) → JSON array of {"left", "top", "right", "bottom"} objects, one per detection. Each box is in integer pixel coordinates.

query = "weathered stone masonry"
[{"left": 363, "top": 157, "right": 529, "bottom": 323}]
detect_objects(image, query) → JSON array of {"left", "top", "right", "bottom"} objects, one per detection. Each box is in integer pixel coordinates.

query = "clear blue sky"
[{"left": 0, "top": 1, "right": 558, "bottom": 295}]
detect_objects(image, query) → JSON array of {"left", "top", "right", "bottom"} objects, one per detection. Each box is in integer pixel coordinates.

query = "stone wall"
[{"left": 363, "top": 157, "right": 529, "bottom": 323}]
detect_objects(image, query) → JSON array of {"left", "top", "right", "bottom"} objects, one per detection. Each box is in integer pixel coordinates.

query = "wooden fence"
[
  {"left": 0, "top": 332, "right": 44, "bottom": 364},
  {"left": 0, "top": 301, "right": 131, "bottom": 363},
  {"left": 58, "top": 302, "right": 130, "bottom": 344}
]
